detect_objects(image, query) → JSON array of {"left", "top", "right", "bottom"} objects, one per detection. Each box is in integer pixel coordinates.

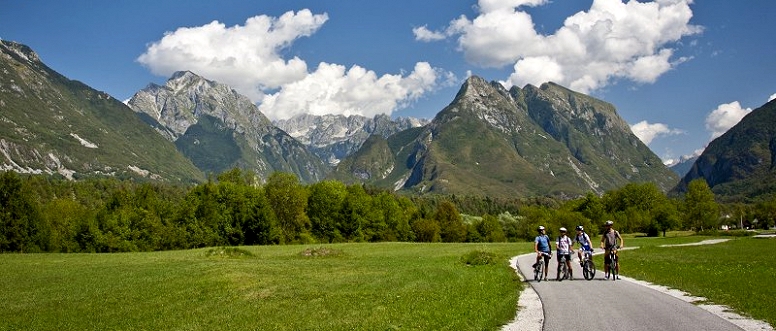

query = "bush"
[
  {"left": 460, "top": 250, "right": 499, "bottom": 266},
  {"left": 206, "top": 246, "right": 255, "bottom": 258}
]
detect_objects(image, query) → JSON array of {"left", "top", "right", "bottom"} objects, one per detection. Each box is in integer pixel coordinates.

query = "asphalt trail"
[{"left": 508, "top": 252, "right": 750, "bottom": 331}]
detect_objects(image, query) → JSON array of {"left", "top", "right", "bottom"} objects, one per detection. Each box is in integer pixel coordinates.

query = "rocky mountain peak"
[
  {"left": 0, "top": 40, "right": 40, "bottom": 64},
  {"left": 128, "top": 71, "right": 271, "bottom": 139},
  {"left": 453, "top": 75, "right": 511, "bottom": 105}
]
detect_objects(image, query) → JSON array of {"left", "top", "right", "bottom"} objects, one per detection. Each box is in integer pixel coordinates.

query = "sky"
[{"left": 2, "top": 0, "right": 775, "bottom": 165}]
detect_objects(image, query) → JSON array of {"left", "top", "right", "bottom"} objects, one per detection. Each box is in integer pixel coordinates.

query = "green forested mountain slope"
[
  {"left": 0, "top": 40, "right": 204, "bottom": 182},
  {"left": 331, "top": 76, "right": 678, "bottom": 198},
  {"left": 675, "top": 99, "right": 776, "bottom": 202}
]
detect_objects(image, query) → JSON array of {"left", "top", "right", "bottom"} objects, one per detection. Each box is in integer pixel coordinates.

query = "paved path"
[{"left": 503, "top": 250, "right": 771, "bottom": 331}]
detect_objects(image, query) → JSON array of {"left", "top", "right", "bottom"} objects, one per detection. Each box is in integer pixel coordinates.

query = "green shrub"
[
  {"left": 205, "top": 246, "right": 254, "bottom": 258},
  {"left": 460, "top": 250, "right": 499, "bottom": 266}
]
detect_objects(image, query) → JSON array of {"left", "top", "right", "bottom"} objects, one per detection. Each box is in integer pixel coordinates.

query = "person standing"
[
  {"left": 556, "top": 227, "right": 574, "bottom": 280},
  {"left": 533, "top": 226, "right": 551, "bottom": 281},
  {"left": 600, "top": 220, "right": 624, "bottom": 280}
]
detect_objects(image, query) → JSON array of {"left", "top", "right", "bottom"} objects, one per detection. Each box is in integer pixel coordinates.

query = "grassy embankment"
[
  {"left": 605, "top": 234, "right": 775, "bottom": 328},
  {"left": 0, "top": 242, "right": 530, "bottom": 330}
]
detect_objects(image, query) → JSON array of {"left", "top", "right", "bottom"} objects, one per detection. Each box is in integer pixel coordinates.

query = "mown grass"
[
  {"left": 0, "top": 242, "right": 532, "bottom": 330},
  {"left": 614, "top": 236, "right": 776, "bottom": 328}
]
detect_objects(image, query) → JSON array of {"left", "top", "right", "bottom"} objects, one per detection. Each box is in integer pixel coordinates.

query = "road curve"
[{"left": 507, "top": 252, "right": 751, "bottom": 331}]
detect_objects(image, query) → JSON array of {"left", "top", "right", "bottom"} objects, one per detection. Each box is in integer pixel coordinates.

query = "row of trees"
[{"left": 2, "top": 169, "right": 775, "bottom": 253}]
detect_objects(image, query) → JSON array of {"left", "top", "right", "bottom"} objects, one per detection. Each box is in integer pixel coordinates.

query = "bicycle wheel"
[
  {"left": 609, "top": 254, "right": 617, "bottom": 281},
  {"left": 534, "top": 262, "right": 542, "bottom": 282},
  {"left": 583, "top": 260, "right": 595, "bottom": 280},
  {"left": 612, "top": 255, "right": 619, "bottom": 280},
  {"left": 558, "top": 259, "right": 567, "bottom": 281}
]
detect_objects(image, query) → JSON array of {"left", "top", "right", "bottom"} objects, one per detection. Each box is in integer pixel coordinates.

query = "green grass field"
[
  {"left": 0, "top": 243, "right": 530, "bottom": 330},
  {"left": 613, "top": 236, "right": 776, "bottom": 327},
  {"left": 3, "top": 236, "right": 773, "bottom": 330}
]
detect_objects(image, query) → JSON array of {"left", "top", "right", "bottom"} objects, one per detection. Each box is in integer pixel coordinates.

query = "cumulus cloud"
[
  {"left": 419, "top": 0, "right": 702, "bottom": 93},
  {"left": 260, "top": 62, "right": 454, "bottom": 120},
  {"left": 138, "top": 10, "right": 328, "bottom": 102},
  {"left": 769, "top": 93, "right": 776, "bottom": 102},
  {"left": 139, "top": 10, "right": 451, "bottom": 120},
  {"left": 705, "top": 101, "right": 751, "bottom": 139},
  {"left": 630, "top": 120, "right": 683, "bottom": 145}
]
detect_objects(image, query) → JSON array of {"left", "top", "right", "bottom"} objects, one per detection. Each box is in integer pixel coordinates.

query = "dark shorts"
[
  {"left": 538, "top": 251, "right": 551, "bottom": 264},
  {"left": 557, "top": 253, "right": 571, "bottom": 262}
]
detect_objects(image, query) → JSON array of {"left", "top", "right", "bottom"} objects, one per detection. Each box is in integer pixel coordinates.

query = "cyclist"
[
  {"left": 533, "top": 226, "right": 551, "bottom": 281},
  {"left": 574, "top": 225, "right": 593, "bottom": 266},
  {"left": 600, "top": 220, "right": 624, "bottom": 280},
  {"left": 555, "top": 227, "right": 574, "bottom": 280}
]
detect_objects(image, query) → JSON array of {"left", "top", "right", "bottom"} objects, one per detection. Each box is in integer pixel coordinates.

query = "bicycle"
[
  {"left": 533, "top": 252, "right": 551, "bottom": 282},
  {"left": 580, "top": 248, "right": 596, "bottom": 280},
  {"left": 557, "top": 254, "right": 571, "bottom": 281},
  {"left": 607, "top": 246, "right": 619, "bottom": 281}
]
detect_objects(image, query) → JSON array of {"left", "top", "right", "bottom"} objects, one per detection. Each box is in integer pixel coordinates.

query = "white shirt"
[{"left": 556, "top": 235, "right": 573, "bottom": 254}]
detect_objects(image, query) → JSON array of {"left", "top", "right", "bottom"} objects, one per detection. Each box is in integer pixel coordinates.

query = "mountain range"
[
  {"left": 15, "top": 40, "right": 775, "bottom": 201},
  {"left": 329, "top": 76, "right": 678, "bottom": 197},
  {"left": 127, "top": 71, "right": 329, "bottom": 183},
  {"left": 0, "top": 40, "right": 203, "bottom": 182},
  {"left": 273, "top": 113, "right": 428, "bottom": 166}
]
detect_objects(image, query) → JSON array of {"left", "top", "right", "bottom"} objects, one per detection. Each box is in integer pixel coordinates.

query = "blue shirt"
[{"left": 535, "top": 234, "right": 550, "bottom": 253}]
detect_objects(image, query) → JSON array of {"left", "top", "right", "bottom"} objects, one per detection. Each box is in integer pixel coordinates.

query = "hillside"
[
  {"left": 330, "top": 76, "right": 678, "bottom": 198},
  {"left": 0, "top": 40, "right": 204, "bottom": 182},
  {"left": 127, "top": 71, "right": 328, "bottom": 183},
  {"left": 675, "top": 99, "right": 776, "bottom": 202}
]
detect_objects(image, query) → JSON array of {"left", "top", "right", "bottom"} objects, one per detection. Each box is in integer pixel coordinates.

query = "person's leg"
[{"left": 603, "top": 249, "right": 611, "bottom": 278}]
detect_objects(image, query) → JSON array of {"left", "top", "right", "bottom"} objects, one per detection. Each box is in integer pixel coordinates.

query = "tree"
[
  {"left": 435, "top": 200, "right": 466, "bottom": 242},
  {"left": 307, "top": 180, "right": 347, "bottom": 242},
  {"left": 411, "top": 218, "right": 440, "bottom": 242},
  {"left": 683, "top": 178, "right": 720, "bottom": 232},
  {"left": 0, "top": 172, "right": 43, "bottom": 252},
  {"left": 653, "top": 200, "right": 680, "bottom": 237},
  {"left": 476, "top": 214, "right": 506, "bottom": 242},
  {"left": 264, "top": 172, "right": 310, "bottom": 243}
]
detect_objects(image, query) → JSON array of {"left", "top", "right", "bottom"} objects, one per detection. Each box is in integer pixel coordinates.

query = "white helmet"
[{"left": 559, "top": 227, "right": 567, "bottom": 232}]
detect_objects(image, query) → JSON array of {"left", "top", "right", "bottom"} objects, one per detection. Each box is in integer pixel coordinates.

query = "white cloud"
[
  {"left": 630, "top": 120, "right": 683, "bottom": 145},
  {"left": 769, "top": 93, "right": 776, "bottom": 102},
  {"left": 259, "top": 62, "right": 454, "bottom": 120},
  {"left": 138, "top": 10, "right": 452, "bottom": 120},
  {"left": 705, "top": 101, "right": 751, "bottom": 139},
  {"left": 413, "top": 25, "right": 446, "bottom": 41},
  {"left": 138, "top": 10, "right": 328, "bottom": 102},
  {"left": 421, "top": 0, "right": 702, "bottom": 93}
]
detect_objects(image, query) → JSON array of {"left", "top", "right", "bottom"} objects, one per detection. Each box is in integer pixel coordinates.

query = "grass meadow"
[
  {"left": 3, "top": 235, "right": 773, "bottom": 330},
  {"left": 0, "top": 243, "right": 530, "bottom": 330},
  {"left": 606, "top": 235, "right": 776, "bottom": 328}
]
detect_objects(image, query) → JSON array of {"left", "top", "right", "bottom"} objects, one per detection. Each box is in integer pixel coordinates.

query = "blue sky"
[{"left": 2, "top": 0, "right": 774, "bottom": 164}]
